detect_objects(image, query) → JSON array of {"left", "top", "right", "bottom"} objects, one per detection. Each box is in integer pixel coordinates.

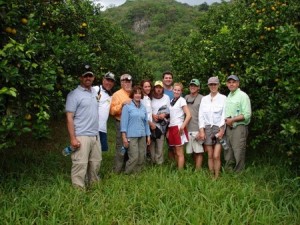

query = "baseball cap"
[
  {"left": 154, "top": 81, "right": 163, "bottom": 87},
  {"left": 104, "top": 72, "right": 116, "bottom": 81},
  {"left": 189, "top": 79, "right": 200, "bottom": 87},
  {"left": 81, "top": 64, "right": 94, "bottom": 76},
  {"left": 207, "top": 77, "right": 219, "bottom": 84},
  {"left": 227, "top": 75, "right": 240, "bottom": 81},
  {"left": 120, "top": 74, "right": 132, "bottom": 81}
]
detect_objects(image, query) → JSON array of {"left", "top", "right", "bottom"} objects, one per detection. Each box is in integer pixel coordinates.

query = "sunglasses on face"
[
  {"left": 208, "top": 83, "right": 218, "bottom": 86},
  {"left": 83, "top": 74, "right": 94, "bottom": 78}
]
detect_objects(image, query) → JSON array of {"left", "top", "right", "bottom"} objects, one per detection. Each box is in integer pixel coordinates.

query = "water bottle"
[
  {"left": 219, "top": 138, "right": 229, "bottom": 150},
  {"left": 62, "top": 146, "right": 74, "bottom": 156},
  {"left": 215, "top": 134, "right": 229, "bottom": 150},
  {"left": 120, "top": 146, "right": 128, "bottom": 156}
]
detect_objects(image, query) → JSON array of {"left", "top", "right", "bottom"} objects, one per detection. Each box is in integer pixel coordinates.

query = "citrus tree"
[
  {"left": 172, "top": 0, "right": 300, "bottom": 167},
  {"left": 0, "top": 0, "right": 141, "bottom": 149}
]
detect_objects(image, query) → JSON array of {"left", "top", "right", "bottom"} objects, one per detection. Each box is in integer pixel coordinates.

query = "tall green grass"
[{"left": 1, "top": 118, "right": 299, "bottom": 224}]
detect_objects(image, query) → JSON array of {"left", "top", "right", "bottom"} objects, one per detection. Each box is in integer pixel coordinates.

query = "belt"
[{"left": 228, "top": 124, "right": 246, "bottom": 130}]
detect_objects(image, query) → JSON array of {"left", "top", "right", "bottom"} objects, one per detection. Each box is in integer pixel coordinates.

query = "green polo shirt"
[{"left": 225, "top": 88, "right": 251, "bottom": 126}]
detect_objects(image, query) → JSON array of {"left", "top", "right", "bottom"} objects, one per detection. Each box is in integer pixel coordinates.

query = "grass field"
[{"left": 1, "top": 118, "right": 299, "bottom": 224}]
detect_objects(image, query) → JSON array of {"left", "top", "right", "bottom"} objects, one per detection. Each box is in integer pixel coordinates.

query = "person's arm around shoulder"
[{"left": 66, "top": 112, "right": 81, "bottom": 149}]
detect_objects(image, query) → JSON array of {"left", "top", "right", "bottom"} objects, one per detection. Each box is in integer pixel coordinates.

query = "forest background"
[
  {"left": 1, "top": 0, "right": 300, "bottom": 224},
  {"left": 1, "top": 0, "right": 299, "bottom": 167}
]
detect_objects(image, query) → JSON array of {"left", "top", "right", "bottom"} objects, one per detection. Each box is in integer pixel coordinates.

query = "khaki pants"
[
  {"left": 125, "top": 137, "right": 146, "bottom": 174},
  {"left": 150, "top": 134, "right": 165, "bottom": 164},
  {"left": 71, "top": 136, "right": 102, "bottom": 188},
  {"left": 224, "top": 125, "right": 248, "bottom": 172}
]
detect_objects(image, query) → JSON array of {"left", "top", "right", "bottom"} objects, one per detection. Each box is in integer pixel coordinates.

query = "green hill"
[{"left": 102, "top": 0, "right": 205, "bottom": 78}]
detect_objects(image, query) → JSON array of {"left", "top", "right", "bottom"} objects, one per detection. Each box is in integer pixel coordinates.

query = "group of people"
[{"left": 65, "top": 65, "right": 251, "bottom": 189}]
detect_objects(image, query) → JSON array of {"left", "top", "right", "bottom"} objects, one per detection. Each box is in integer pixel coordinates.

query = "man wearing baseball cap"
[
  {"left": 149, "top": 80, "right": 171, "bottom": 165},
  {"left": 224, "top": 75, "right": 251, "bottom": 172},
  {"left": 110, "top": 73, "right": 132, "bottom": 173},
  {"left": 93, "top": 72, "right": 116, "bottom": 152},
  {"left": 185, "top": 79, "right": 204, "bottom": 170},
  {"left": 65, "top": 64, "right": 102, "bottom": 189}
]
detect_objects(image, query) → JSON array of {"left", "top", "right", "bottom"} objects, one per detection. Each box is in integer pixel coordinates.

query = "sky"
[{"left": 94, "top": 0, "right": 223, "bottom": 10}]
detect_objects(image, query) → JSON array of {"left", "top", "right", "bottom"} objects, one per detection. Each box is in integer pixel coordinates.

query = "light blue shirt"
[
  {"left": 65, "top": 85, "right": 99, "bottom": 136},
  {"left": 121, "top": 101, "right": 151, "bottom": 138}
]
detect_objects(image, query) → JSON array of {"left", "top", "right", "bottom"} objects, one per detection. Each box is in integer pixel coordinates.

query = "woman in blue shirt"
[{"left": 121, "top": 86, "right": 151, "bottom": 174}]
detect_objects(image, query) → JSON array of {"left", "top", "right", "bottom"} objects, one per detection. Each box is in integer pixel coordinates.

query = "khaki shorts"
[
  {"left": 186, "top": 131, "right": 204, "bottom": 154},
  {"left": 204, "top": 125, "right": 220, "bottom": 145}
]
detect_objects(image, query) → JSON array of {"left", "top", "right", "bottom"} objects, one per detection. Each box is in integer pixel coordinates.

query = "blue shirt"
[
  {"left": 121, "top": 101, "right": 151, "bottom": 138},
  {"left": 65, "top": 85, "right": 99, "bottom": 136},
  {"left": 164, "top": 88, "right": 174, "bottom": 100}
]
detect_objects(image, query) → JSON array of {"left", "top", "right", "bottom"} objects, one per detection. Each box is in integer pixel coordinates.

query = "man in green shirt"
[{"left": 224, "top": 75, "right": 251, "bottom": 172}]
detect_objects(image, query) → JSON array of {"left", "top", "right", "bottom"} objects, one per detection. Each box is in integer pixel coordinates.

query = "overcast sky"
[{"left": 94, "top": 0, "right": 223, "bottom": 10}]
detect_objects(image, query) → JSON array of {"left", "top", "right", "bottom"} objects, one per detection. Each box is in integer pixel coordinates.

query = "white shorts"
[{"left": 186, "top": 132, "right": 204, "bottom": 154}]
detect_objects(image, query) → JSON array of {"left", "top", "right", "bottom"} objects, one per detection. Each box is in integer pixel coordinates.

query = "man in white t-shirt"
[
  {"left": 150, "top": 81, "right": 170, "bottom": 164},
  {"left": 93, "top": 72, "right": 115, "bottom": 151}
]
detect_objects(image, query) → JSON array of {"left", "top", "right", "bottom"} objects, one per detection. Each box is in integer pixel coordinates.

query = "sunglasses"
[
  {"left": 170, "top": 98, "right": 179, "bottom": 106},
  {"left": 208, "top": 83, "right": 218, "bottom": 86},
  {"left": 83, "top": 74, "right": 94, "bottom": 78},
  {"left": 186, "top": 98, "right": 195, "bottom": 104}
]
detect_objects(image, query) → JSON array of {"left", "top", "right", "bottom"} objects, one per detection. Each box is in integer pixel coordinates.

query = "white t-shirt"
[
  {"left": 151, "top": 94, "right": 170, "bottom": 116},
  {"left": 151, "top": 94, "right": 170, "bottom": 133},
  {"left": 141, "top": 95, "right": 152, "bottom": 122},
  {"left": 198, "top": 92, "right": 226, "bottom": 128},
  {"left": 93, "top": 85, "right": 112, "bottom": 133},
  {"left": 169, "top": 97, "right": 187, "bottom": 127}
]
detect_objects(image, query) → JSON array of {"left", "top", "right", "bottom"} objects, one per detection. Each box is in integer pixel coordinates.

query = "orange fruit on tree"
[
  {"left": 21, "top": 18, "right": 28, "bottom": 25},
  {"left": 11, "top": 28, "right": 17, "bottom": 34},
  {"left": 25, "top": 113, "right": 32, "bottom": 120},
  {"left": 5, "top": 27, "right": 12, "bottom": 33}
]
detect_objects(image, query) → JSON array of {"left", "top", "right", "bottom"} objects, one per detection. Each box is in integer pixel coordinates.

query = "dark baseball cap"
[
  {"left": 81, "top": 64, "right": 94, "bottom": 76},
  {"left": 227, "top": 75, "right": 240, "bottom": 81}
]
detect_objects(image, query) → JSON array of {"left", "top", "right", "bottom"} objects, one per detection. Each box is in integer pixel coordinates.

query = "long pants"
[
  {"left": 113, "top": 120, "right": 126, "bottom": 173},
  {"left": 150, "top": 134, "right": 165, "bottom": 164},
  {"left": 71, "top": 136, "right": 102, "bottom": 188},
  {"left": 224, "top": 125, "right": 248, "bottom": 172},
  {"left": 125, "top": 137, "right": 146, "bottom": 174}
]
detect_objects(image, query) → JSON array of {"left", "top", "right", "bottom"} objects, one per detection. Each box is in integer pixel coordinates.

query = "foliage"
[
  {"left": 0, "top": 0, "right": 142, "bottom": 149},
  {"left": 103, "top": 0, "right": 203, "bottom": 78},
  {"left": 0, "top": 118, "right": 299, "bottom": 224},
  {"left": 171, "top": 0, "right": 300, "bottom": 167}
]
